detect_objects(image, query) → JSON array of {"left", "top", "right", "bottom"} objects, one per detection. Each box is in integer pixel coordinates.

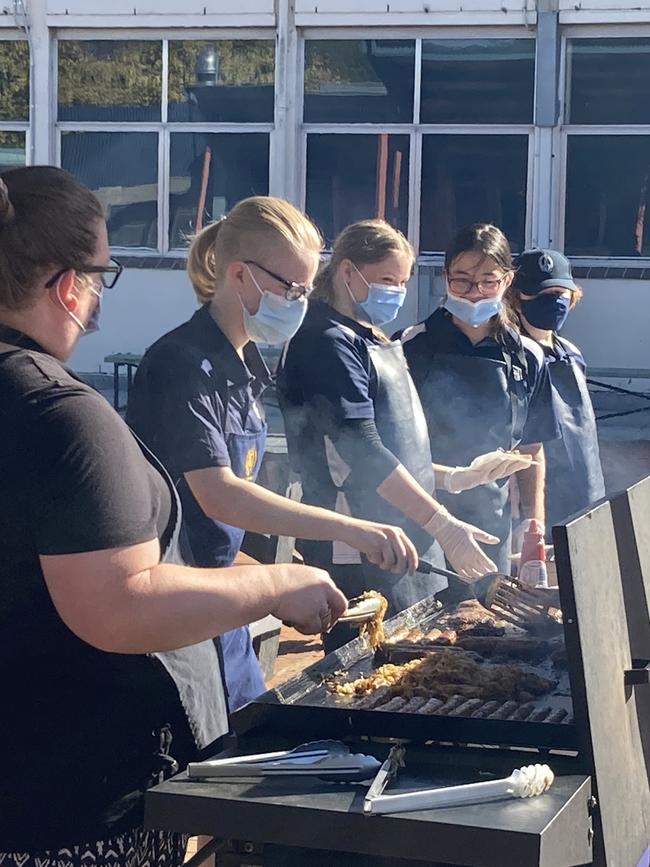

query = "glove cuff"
[
  {"left": 440, "top": 467, "right": 464, "bottom": 494},
  {"left": 422, "top": 506, "right": 453, "bottom": 538}
]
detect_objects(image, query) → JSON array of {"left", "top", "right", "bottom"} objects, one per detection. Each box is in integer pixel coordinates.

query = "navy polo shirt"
[
  {"left": 277, "top": 300, "right": 385, "bottom": 509},
  {"left": 127, "top": 304, "right": 271, "bottom": 563},
  {"left": 543, "top": 334, "right": 587, "bottom": 371},
  {"left": 400, "top": 308, "right": 558, "bottom": 446}
]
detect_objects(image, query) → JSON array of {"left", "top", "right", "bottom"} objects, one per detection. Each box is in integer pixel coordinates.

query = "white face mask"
[{"left": 239, "top": 265, "right": 308, "bottom": 345}]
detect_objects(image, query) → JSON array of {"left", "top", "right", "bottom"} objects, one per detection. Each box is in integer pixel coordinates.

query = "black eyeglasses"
[
  {"left": 45, "top": 257, "right": 124, "bottom": 290},
  {"left": 244, "top": 260, "right": 313, "bottom": 302}
]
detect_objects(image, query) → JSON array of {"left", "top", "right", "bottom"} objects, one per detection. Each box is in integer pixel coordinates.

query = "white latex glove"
[
  {"left": 440, "top": 449, "right": 534, "bottom": 494},
  {"left": 423, "top": 507, "right": 499, "bottom": 580}
]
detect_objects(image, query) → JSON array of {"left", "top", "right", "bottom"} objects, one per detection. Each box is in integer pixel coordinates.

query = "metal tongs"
[
  {"left": 363, "top": 746, "right": 554, "bottom": 815},
  {"left": 338, "top": 594, "right": 384, "bottom": 625},
  {"left": 188, "top": 740, "right": 381, "bottom": 783}
]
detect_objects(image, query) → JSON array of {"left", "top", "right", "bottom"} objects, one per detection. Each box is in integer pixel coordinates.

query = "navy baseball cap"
[{"left": 513, "top": 249, "right": 578, "bottom": 295}]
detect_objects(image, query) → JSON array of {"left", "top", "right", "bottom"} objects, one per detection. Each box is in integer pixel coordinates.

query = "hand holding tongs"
[
  {"left": 188, "top": 740, "right": 381, "bottom": 783},
  {"left": 338, "top": 594, "right": 384, "bottom": 625},
  {"left": 363, "top": 746, "right": 554, "bottom": 815}
]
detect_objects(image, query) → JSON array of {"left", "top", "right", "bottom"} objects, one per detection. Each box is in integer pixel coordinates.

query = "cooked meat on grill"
[
  {"left": 471, "top": 700, "right": 501, "bottom": 718},
  {"left": 434, "top": 599, "right": 508, "bottom": 633},
  {"left": 455, "top": 636, "right": 550, "bottom": 659},
  {"left": 357, "top": 590, "right": 388, "bottom": 650},
  {"left": 420, "top": 697, "right": 444, "bottom": 714},
  {"left": 436, "top": 695, "right": 466, "bottom": 715},
  {"left": 487, "top": 701, "right": 518, "bottom": 719},
  {"left": 330, "top": 649, "right": 555, "bottom": 704},
  {"left": 448, "top": 698, "right": 483, "bottom": 717}
]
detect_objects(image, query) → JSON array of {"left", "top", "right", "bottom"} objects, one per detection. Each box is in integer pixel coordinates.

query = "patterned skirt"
[{"left": 0, "top": 827, "right": 188, "bottom": 867}]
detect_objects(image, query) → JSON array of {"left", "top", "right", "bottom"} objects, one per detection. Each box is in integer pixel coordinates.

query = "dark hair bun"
[{"left": 0, "top": 177, "right": 15, "bottom": 227}]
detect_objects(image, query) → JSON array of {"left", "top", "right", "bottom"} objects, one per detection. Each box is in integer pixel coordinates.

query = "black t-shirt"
[{"left": 0, "top": 346, "right": 191, "bottom": 850}]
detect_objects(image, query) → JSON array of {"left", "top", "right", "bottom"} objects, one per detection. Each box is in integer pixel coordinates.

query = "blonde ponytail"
[
  {"left": 187, "top": 218, "right": 225, "bottom": 304},
  {"left": 186, "top": 197, "right": 323, "bottom": 305}
]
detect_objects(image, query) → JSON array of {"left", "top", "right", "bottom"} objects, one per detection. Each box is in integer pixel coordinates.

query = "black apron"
[
  {"left": 328, "top": 336, "right": 447, "bottom": 616},
  {"left": 543, "top": 336, "right": 606, "bottom": 533},
  {"left": 175, "top": 374, "right": 267, "bottom": 713},
  {"left": 414, "top": 318, "right": 530, "bottom": 574}
]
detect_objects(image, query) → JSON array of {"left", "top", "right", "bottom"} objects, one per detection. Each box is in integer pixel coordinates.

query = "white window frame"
[
  {"left": 298, "top": 28, "right": 536, "bottom": 262},
  {"left": 555, "top": 26, "right": 650, "bottom": 264},
  {"left": 0, "top": 31, "right": 32, "bottom": 168},
  {"left": 55, "top": 29, "right": 277, "bottom": 257}
]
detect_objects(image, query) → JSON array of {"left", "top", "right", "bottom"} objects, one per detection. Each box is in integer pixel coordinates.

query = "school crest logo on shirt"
[{"left": 244, "top": 446, "right": 258, "bottom": 481}]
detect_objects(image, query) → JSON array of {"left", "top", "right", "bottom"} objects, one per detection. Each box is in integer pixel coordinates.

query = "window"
[
  {"left": 306, "top": 133, "right": 409, "bottom": 246},
  {"left": 303, "top": 37, "right": 532, "bottom": 256},
  {"left": 168, "top": 40, "right": 274, "bottom": 123},
  {"left": 57, "top": 37, "right": 274, "bottom": 253},
  {"left": 565, "top": 136, "right": 650, "bottom": 258},
  {"left": 169, "top": 132, "right": 269, "bottom": 248},
  {"left": 564, "top": 37, "right": 650, "bottom": 258},
  {"left": 420, "top": 135, "right": 528, "bottom": 254},
  {"left": 0, "top": 132, "right": 27, "bottom": 172},
  {"left": 304, "top": 40, "right": 415, "bottom": 123},
  {"left": 567, "top": 38, "right": 650, "bottom": 125},
  {"left": 0, "top": 39, "right": 29, "bottom": 169},
  {"left": 58, "top": 41, "right": 162, "bottom": 122},
  {"left": 62, "top": 131, "right": 159, "bottom": 248},
  {"left": 420, "top": 39, "right": 535, "bottom": 124}
]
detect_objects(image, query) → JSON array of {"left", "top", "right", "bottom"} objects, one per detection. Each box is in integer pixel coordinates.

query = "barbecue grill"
[{"left": 146, "top": 483, "right": 650, "bottom": 867}]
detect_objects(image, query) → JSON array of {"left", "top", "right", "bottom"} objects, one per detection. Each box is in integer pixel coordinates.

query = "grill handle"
[{"left": 624, "top": 660, "right": 650, "bottom": 686}]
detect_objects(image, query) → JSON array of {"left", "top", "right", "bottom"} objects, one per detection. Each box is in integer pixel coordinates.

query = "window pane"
[
  {"left": 58, "top": 41, "right": 162, "bottom": 122},
  {"left": 0, "top": 41, "right": 29, "bottom": 121},
  {"left": 61, "top": 132, "right": 158, "bottom": 249},
  {"left": 304, "top": 40, "right": 415, "bottom": 123},
  {"left": 168, "top": 40, "right": 275, "bottom": 122},
  {"left": 0, "top": 132, "right": 26, "bottom": 172},
  {"left": 565, "top": 136, "right": 650, "bottom": 257},
  {"left": 420, "top": 135, "right": 528, "bottom": 254},
  {"left": 169, "top": 133, "right": 269, "bottom": 249},
  {"left": 568, "top": 38, "right": 650, "bottom": 125},
  {"left": 420, "top": 39, "right": 534, "bottom": 124},
  {"left": 306, "top": 133, "right": 410, "bottom": 247}
]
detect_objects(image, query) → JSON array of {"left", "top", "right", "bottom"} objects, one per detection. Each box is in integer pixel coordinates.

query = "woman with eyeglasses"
[
  {"left": 0, "top": 169, "right": 348, "bottom": 866},
  {"left": 400, "top": 223, "right": 559, "bottom": 575},
  {"left": 276, "top": 220, "right": 540, "bottom": 651},
  {"left": 127, "top": 197, "right": 419, "bottom": 708}
]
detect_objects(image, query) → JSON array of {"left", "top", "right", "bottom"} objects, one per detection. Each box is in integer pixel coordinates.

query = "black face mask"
[{"left": 521, "top": 294, "right": 570, "bottom": 331}]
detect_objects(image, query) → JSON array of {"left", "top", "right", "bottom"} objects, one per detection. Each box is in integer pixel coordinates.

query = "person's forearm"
[
  {"left": 80, "top": 557, "right": 278, "bottom": 654},
  {"left": 377, "top": 464, "right": 443, "bottom": 527},
  {"left": 196, "top": 474, "right": 355, "bottom": 542},
  {"left": 516, "top": 444, "right": 545, "bottom": 523}
]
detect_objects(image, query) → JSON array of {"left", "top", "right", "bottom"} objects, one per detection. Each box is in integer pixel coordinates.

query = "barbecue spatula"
[{"left": 417, "top": 561, "right": 561, "bottom": 633}]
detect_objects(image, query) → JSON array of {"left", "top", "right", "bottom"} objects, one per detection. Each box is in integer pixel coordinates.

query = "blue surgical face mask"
[
  {"left": 444, "top": 292, "right": 502, "bottom": 328},
  {"left": 241, "top": 265, "right": 307, "bottom": 345},
  {"left": 346, "top": 264, "right": 406, "bottom": 327},
  {"left": 520, "top": 293, "right": 570, "bottom": 332}
]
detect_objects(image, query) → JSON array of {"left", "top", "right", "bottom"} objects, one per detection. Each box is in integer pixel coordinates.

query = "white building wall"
[
  {"left": 2, "top": 0, "right": 649, "bottom": 374},
  {"left": 562, "top": 279, "right": 648, "bottom": 369},
  {"left": 69, "top": 268, "right": 198, "bottom": 373}
]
